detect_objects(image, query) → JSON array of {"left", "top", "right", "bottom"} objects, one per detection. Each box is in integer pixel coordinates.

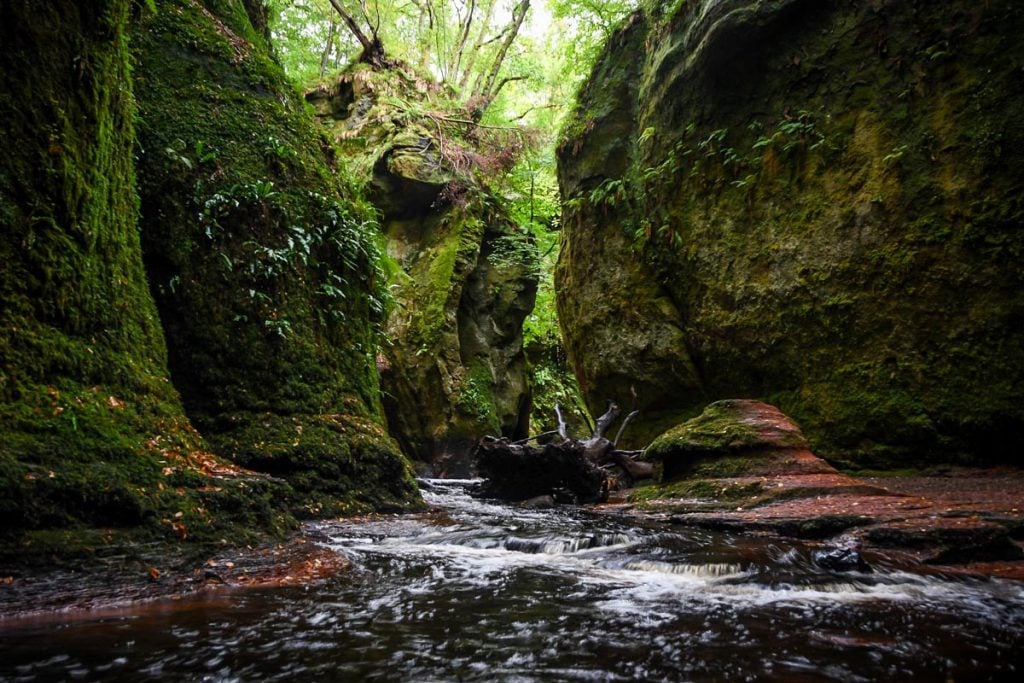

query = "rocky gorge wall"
[
  {"left": 557, "top": 0, "right": 1024, "bottom": 467},
  {"left": 308, "top": 67, "right": 537, "bottom": 476},
  {"left": 132, "top": 0, "right": 419, "bottom": 514},
  {"left": 0, "top": 0, "right": 297, "bottom": 555}
]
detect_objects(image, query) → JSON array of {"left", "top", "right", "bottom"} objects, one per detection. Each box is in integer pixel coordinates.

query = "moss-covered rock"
[
  {"left": 0, "top": 0, "right": 296, "bottom": 558},
  {"left": 558, "top": 0, "right": 1024, "bottom": 467},
  {"left": 132, "top": 0, "right": 419, "bottom": 513},
  {"left": 525, "top": 340, "right": 591, "bottom": 440},
  {"left": 309, "top": 67, "right": 538, "bottom": 476},
  {"left": 645, "top": 399, "right": 835, "bottom": 480}
]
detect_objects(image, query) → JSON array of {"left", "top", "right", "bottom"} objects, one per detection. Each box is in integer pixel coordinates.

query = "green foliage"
[
  {"left": 588, "top": 177, "right": 626, "bottom": 207},
  {"left": 752, "top": 111, "right": 829, "bottom": 152},
  {"left": 270, "top": 0, "right": 543, "bottom": 107},
  {"left": 488, "top": 231, "right": 541, "bottom": 275},
  {"left": 133, "top": 0, "right": 419, "bottom": 513},
  {"left": 549, "top": 0, "right": 640, "bottom": 85},
  {"left": 0, "top": 0, "right": 304, "bottom": 554},
  {"left": 527, "top": 357, "right": 589, "bottom": 436},
  {"left": 455, "top": 370, "right": 498, "bottom": 425},
  {"left": 556, "top": 0, "right": 1024, "bottom": 465}
]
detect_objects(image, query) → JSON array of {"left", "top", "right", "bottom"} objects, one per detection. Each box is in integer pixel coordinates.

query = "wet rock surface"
[
  {"left": 2, "top": 468, "right": 1023, "bottom": 632},
  {"left": 646, "top": 399, "right": 836, "bottom": 480},
  {"left": 0, "top": 531, "right": 353, "bottom": 623},
  {"left": 626, "top": 401, "right": 1024, "bottom": 576},
  {"left": 628, "top": 467, "right": 1024, "bottom": 579},
  {"left": 2, "top": 480, "right": 1022, "bottom": 682},
  {"left": 556, "top": 0, "right": 1024, "bottom": 464}
]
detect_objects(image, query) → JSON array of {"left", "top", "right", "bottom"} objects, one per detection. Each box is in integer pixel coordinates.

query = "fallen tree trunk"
[{"left": 474, "top": 401, "right": 654, "bottom": 503}]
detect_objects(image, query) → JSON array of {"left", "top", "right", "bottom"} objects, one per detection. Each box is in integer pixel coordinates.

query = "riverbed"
[{"left": 2, "top": 479, "right": 1023, "bottom": 681}]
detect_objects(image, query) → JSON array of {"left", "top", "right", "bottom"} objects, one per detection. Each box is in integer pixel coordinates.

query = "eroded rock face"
[
  {"left": 646, "top": 400, "right": 836, "bottom": 480},
  {"left": 310, "top": 68, "right": 537, "bottom": 476},
  {"left": 133, "top": 0, "right": 419, "bottom": 515},
  {"left": 0, "top": 0, "right": 298, "bottom": 547},
  {"left": 557, "top": 0, "right": 1024, "bottom": 466}
]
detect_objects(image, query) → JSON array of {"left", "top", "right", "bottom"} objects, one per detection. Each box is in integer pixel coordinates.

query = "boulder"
[
  {"left": 646, "top": 400, "right": 837, "bottom": 480},
  {"left": 310, "top": 67, "right": 537, "bottom": 476},
  {"left": 133, "top": 0, "right": 419, "bottom": 515},
  {"left": 0, "top": 0, "right": 297, "bottom": 551}
]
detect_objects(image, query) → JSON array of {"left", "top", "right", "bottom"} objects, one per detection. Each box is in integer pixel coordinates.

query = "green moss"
[
  {"left": 400, "top": 209, "right": 485, "bottom": 351},
  {"left": 630, "top": 479, "right": 764, "bottom": 505},
  {"left": 304, "top": 62, "right": 537, "bottom": 470},
  {"left": 648, "top": 400, "right": 807, "bottom": 455},
  {"left": 453, "top": 364, "right": 499, "bottom": 429},
  {"left": 209, "top": 412, "right": 421, "bottom": 516},
  {"left": 558, "top": 0, "right": 1024, "bottom": 467},
  {"left": 0, "top": 0, "right": 299, "bottom": 558},
  {"left": 133, "top": 0, "right": 420, "bottom": 511},
  {"left": 644, "top": 401, "right": 811, "bottom": 481},
  {"left": 527, "top": 351, "right": 590, "bottom": 438}
]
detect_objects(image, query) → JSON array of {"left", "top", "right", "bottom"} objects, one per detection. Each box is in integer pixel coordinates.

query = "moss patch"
[
  {"left": 132, "top": 0, "right": 419, "bottom": 512},
  {"left": 308, "top": 65, "right": 538, "bottom": 471},
  {"left": 0, "top": 0, "right": 297, "bottom": 559},
  {"left": 557, "top": 0, "right": 1024, "bottom": 466},
  {"left": 630, "top": 479, "right": 765, "bottom": 505}
]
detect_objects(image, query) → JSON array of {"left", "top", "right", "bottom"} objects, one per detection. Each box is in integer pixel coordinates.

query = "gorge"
[{"left": 2, "top": 0, "right": 1023, "bottom": 678}]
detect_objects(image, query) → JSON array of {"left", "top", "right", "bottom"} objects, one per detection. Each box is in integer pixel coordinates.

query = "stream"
[{"left": 2, "top": 479, "right": 1023, "bottom": 681}]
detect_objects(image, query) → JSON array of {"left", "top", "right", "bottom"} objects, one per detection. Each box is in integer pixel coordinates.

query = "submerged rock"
[
  {"left": 813, "top": 538, "right": 872, "bottom": 573},
  {"left": 557, "top": 0, "right": 1024, "bottom": 467},
  {"left": 646, "top": 400, "right": 836, "bottom": 480}
]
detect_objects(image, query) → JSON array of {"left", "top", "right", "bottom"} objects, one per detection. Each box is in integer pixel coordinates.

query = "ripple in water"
[{"left": 2, "top": 479, "right": 1023, "bottom": 681}]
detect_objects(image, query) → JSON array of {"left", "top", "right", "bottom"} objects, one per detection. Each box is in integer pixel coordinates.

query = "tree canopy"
[
  {"left": 270, "top": 0, "right": 637, "bottom": 121},
  {"left": 268, "top": 0, "right": 640, "bottom": 365}
]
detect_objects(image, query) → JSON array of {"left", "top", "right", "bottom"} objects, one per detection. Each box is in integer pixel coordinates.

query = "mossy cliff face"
[
  {"left": 0, "top": 0, "right": 295, "bottom": 555},
  {"left": 133, "top": 0, "right": 419, "bottom": 513},
  {"left": 558, "top": 0, "right": 1024, "bottom": 467},
  {"left": 309, "top": 68, "right": 537, "bottom": 476}
]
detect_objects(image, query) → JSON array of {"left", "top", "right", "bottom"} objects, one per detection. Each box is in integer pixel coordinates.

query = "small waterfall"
[
  {"left": 503, "top": 533, "right": 637, "bottom": 555},
  {"left": 3, "top": 479, "right": 1023, "bottom": 682},
  {"left": 623, "top": 559, "right": 745, "bottom": 578}
]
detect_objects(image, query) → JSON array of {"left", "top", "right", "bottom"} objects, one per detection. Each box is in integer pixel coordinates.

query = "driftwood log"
[{"left": 474, "top": 401, "right": 654, "bottom": 503}]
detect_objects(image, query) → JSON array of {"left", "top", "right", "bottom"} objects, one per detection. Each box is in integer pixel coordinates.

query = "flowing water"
[{"left": 2, "top": 479, "right": 1024, "bottom": 681}]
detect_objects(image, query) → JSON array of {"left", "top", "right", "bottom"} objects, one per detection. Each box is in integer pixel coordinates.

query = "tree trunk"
[
  {"left": 319, "top": 18, "right": 338, "bottom": 79},
  {"left": 468, "top": 0, "right": 529, "bottom": 117},
  {"left": 327, "top": 0, "right": 388, "bottom": 66},
  {"left": 474, "top": 400, "right": 654, "bottom": 503},
  {"left": 456, "top": 0, "right": 497, "bottom": 91},
  {"left": 449, "top": 0, "right": 476, "bottom": 82}
]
